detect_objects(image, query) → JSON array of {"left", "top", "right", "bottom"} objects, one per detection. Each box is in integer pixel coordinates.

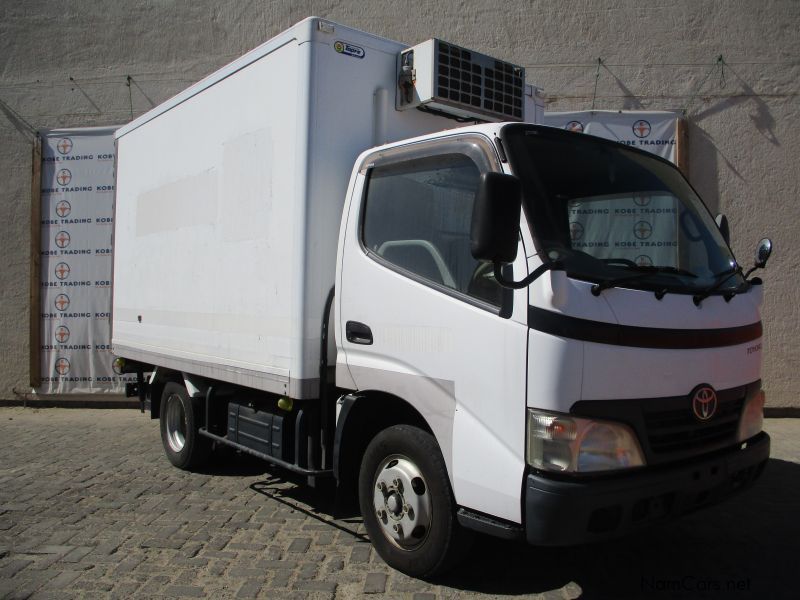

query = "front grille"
[
  {"left": 644, "top": 396, "right": 744, "bottom": 457},
  {"left": 570, "top": 382, "right": 757, "bottom": 465}
]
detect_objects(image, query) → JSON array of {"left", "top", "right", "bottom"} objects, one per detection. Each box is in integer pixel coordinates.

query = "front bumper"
[{"left": 524, "top": 432, "right": 770, "bottom": 546}]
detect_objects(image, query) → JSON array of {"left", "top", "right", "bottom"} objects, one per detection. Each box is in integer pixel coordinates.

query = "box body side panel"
[{"left": 113, "top": 40, "right": 306, "bottom": 394}]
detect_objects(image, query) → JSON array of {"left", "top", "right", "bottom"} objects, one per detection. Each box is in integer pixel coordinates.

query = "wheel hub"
[
  {"left": 372, "top": 455, "right": 431, "bottom": 549},
  {"left": 165, "top": 393, "right": 187, "bottom": 453}
]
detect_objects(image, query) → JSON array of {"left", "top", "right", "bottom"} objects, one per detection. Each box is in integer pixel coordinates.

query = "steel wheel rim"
[
  {"left": 165, "top": 393, "right": 187, "bottom": 452},
  {"left": 371, "top": 454, "right": 432, "bottom": 550}
]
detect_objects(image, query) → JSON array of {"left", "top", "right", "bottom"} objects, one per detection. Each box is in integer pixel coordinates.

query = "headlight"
[
  {"left": 737, "top": 389, "right": 765, "bottom": 442},
  {"left": 526, "top": 409, "right": 645, "bottom": 473}
]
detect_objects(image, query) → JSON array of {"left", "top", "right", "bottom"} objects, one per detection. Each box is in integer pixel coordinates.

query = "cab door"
[{"left": 336, "top": 135, "right": 530, "bottom": 523}]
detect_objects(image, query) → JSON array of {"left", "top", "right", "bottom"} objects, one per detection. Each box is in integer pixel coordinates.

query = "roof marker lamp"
[{"left": 526, "top": 409, "right": 645, "bottom": 473}]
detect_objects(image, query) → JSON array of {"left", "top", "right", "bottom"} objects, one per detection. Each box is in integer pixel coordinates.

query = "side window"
[{"left": 362, "top": 153, "right": 502, "bottom": 306}]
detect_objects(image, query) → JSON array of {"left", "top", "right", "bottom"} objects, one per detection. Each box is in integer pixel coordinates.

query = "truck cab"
[{"left": 334, "top": 121, "right": 769, "bottom": 574}]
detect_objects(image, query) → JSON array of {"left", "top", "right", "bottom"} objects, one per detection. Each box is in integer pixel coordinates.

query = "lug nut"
[{"left": 393, "top": 523, "right": 403, "bottom": 536}]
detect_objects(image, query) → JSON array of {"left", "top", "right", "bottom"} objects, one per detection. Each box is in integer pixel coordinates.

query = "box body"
[{"left": 112, "top": 18, "right": 447, "bottom": 398}]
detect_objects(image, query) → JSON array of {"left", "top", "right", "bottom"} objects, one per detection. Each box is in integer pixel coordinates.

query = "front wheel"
[
  {"left": 159, "top": 381, "right": 211, "bottom": 470},
  {"left": 359, "top": 425, "right": 472, "bottom": 578}
]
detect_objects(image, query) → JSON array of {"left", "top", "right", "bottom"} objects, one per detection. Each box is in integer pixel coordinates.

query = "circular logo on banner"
[
  {"left": 635, "top": 255, "right": 654, "bottom": 267},
  {"left": 634, "top": 221, "right": 653, "bottom": 240},
  {"left": 54, "top": 294, "right": 70, "bottom": 311},
  {"left": 55, "top": 357, "right": 71, "bottom": 376},
  {"left": 569, "top": 221, "right": 584, "bottom": 241},
  {"left": 55, "top": 200, "right": 72, "bottom": 217},
  {"left": 56, "top": 169, "right": 72, "bottom": 186},
  {"left": 55, "top": 325, "right": 71, "bottom": 343},
  {"left": 566, "top": 121, "right": 584, "bottom": 133},
  {"left": 55, "top": 262, "right": 71, "bottom": 280},
  {"left": 56, "top": 138, "right": 73, "bottom": 155},
  {"left": 55, "top": 231, "right": 71, "bottom": 249},
  {"left": 112, "top": 358, "right": 125, "bottom": 376},
  {"left": 633, "top": 195, "right": 651, "bottom": 207},
  {"left": 692, "top": 385, "right": 718, "bottom": 421},
  {"left": 633, "top": 120, "right": 651, "bottom": 138}
]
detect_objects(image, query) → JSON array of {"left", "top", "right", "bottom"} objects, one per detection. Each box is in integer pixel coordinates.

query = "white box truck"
[{"left": 112, "top": 17, "right": 772, "bottom": 577}]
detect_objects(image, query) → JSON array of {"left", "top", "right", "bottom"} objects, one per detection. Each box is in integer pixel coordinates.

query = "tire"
[
  {"left": 359, "top": 425, "right": 472, "bottom": 578},
  {"left": 159, "top": 381, "right": 212, "bottom": 470}
]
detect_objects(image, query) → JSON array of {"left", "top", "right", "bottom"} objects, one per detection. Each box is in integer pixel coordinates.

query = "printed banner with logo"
[
  {"left": 37, "top": 127, "right": 133, "bottom": 394},
  {"left": 543, "top": 111, "right": 682, "bottom": 267},
  {"left": 541, "top": 110, "right": 680, "bottom": 163}
]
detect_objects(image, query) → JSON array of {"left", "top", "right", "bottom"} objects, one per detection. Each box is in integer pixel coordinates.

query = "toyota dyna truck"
[{"left": 112, "top": 17, "right": 773, "bottom": 577}]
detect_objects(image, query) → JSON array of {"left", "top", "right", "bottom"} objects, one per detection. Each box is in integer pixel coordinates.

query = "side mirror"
[
  {"left": 743, "top": 237, "right": 773, "bottom": 279},
  {"left": 470, "top": 172, "right": 521, "bottom": 264},
  {"left": 755, "top": 238, "right": 772, "bottom": 268},
  {"left": 715, "top": 213, "right": 730, "bottom": 245}
]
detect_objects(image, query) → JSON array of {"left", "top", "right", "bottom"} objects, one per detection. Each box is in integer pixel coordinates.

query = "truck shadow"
[
  {"left": 246, "top": 458, "right": 797, "bottom": 598},
  {"left": 436, "top": 457, "right": 798, "bottom": 598}
]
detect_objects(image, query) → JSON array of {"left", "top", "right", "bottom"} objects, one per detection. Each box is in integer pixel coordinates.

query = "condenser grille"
[{"left": 435, "top": 41, "right": 524, "bottom": 120}]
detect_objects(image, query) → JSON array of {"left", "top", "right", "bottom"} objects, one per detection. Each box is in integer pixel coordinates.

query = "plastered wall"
[{"left": 1, "top": 0, "right": 797, "bottom": 406}]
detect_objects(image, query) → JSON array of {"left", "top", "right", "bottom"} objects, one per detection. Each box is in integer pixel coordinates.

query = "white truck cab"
[
  {"left": 333, "top": 122, "right": 770, "bottom": 572},
  {"left": 112, "top": 18, "right": 771, "bottom": 578}
]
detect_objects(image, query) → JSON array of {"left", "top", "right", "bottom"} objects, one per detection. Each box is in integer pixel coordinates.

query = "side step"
[{"left": 457, "top": 508, "right": 524, "bottom": 541}]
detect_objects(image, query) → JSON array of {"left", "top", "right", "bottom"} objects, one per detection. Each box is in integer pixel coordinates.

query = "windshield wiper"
[
  {"left": 591, "top": 265, "right": 697, "bottom": 297},
  {"left": 692, "top": 266, "right": 744, "bottom": 306}
]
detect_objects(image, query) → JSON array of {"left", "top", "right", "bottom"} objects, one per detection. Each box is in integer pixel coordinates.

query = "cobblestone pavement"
[{"left": 0, "top": 408, "right": 798, "bottom": 599}]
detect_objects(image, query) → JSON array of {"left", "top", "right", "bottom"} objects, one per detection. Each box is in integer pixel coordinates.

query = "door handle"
[{"left": 346, "top": 321, "right": 373, "bottom": 345}]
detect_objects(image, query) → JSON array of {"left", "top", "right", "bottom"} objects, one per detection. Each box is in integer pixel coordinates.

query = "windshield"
[{"left": 501, "top": 124, "right": 742, "bottom": 295}]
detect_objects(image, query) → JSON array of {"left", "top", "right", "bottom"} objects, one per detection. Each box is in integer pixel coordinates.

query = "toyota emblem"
[{"left": 692, "top": 386, "right": 718, "bottom": 421}]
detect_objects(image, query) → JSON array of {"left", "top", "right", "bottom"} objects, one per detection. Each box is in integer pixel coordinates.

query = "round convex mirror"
[{"left": 755, "top": 238, "right": 772, "bottom": 268}]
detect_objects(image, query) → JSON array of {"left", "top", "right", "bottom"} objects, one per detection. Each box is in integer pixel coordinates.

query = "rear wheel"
[
  {"left": 359, "top": 425, "right": 472, "bottom": 578},
  {"left": 159, "top": 382, "right": 211, "bottom": 470}
]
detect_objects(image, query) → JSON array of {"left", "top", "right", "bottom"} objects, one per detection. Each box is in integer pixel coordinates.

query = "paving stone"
[
  {"left": 236, "top": 579, "right": 263, "bottom": 598},
  {"left": 0, "top": 558, "right": 33, "bottom": 578},
  {"left": 349, "top": 543, "right": 371, "bottom": 563},
  {"left": 364, "top": 571, "right": 388, "bottom": 594},
  {"left": 61, "top": 546, "right": 94, "bottom": 563},
  {"left": 43, "top": 570, "right": 82, "bottom": 590},
  {"left": 291, "top": 579, "right": 338, "bottom": 593},
  {"left": 165, "top": 584, "right": 205, "bottom": 597},
  {"left": 287, "top": 538, "right": 311, "bottom": 553}
]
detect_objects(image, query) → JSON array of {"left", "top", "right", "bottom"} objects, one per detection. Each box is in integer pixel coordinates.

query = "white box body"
[{"left": 112, "top": 18, "right": 451, "bottom": 398}]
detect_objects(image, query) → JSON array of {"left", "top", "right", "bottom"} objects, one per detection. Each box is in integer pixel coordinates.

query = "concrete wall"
[{"left": 1, "top": 0, "right": 798, "bottom": 406}]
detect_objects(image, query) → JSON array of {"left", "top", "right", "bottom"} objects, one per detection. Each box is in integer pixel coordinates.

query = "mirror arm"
[
  {"left": 743, "top": 264, "right": 760, "bottom": 279},
  {"left": 493, "top": 260, "right": 564, "bottom": 290}
]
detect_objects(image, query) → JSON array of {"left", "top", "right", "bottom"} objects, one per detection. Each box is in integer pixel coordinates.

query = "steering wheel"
[{"left": 600, "top": 258, "right": 637, "bottom": 267}]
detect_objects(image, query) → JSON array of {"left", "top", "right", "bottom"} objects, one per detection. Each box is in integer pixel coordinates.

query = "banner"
[
  {"left": 543, "top": 111, "right": 682, "bottom": 267},
  {"left": 541, "top": 110, "right": 680, "bottom": 163},
  {"left": 37, "top": 127, "right": 134, "bottom": 394}
]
